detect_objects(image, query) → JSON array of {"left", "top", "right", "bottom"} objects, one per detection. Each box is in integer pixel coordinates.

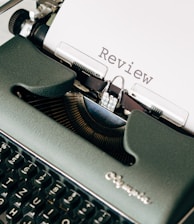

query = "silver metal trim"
[
  {"left": 0, "top": 0, "right": 23, "bottom": 14},
  {"left": 178, "top": 207, "right": 194, "bottom": 224},
  {"left": 55, "top": 42, "right": 108, "bottom": 79},
  {"left": 130, "top": 84, "right": 189, "bottom": 127}
]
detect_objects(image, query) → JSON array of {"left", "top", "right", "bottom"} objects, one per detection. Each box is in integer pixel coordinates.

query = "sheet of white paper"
[{"left": 44, "top": 0, "right": 194, "bottom": 133}]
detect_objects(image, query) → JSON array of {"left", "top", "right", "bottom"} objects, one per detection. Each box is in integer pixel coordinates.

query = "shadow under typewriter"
[{"left": 12, "top": 86, "right": 135, "bottom": 166}]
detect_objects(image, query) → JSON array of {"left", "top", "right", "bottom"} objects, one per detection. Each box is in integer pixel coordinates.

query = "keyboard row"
[{"left": 0, "top": 133, "right": 134, "bottom": 224}]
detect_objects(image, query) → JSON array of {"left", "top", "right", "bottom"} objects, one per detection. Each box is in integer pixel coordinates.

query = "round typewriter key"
[
  {"left": 93, "top": 209, "right": 111, "bottom": 224},
  {"left": 0, "top": 141, "right": 11, "bottom": 159},
  {"left": 40, "top": 205, "right": 59, "bottom": 222},
  {"left": 6, "top": 151, "right": 24, "bottom": 169},
  {"left": 20, "top": 216, "right": 35, "bottom": 224},
  {"left": 0, "top": 196, "right": 8, "bottom": 214},
  {"left": 24, "top": 194, "right": 45, "bottom": 215},
  {"left": 12, "top": 184, "right": 32, "bottom": 204},
  {"left": 33, "top": 170, "right": 52, "bottom": 189},
  {"left": 46, "top": 180, "right": 67, "bottom": 203},
  {"left": 77, "top": 200, "right": 95, "bottom": 219},
  {"left": 1, "top": 173, "right": 18, "bottom": 192},
  {"left": 59, "top": 189, "right": 81, "bottom": 210},
  {"left": 0, "top": 168, "right": 5, "bottom": 179},
  {"left": 6, "top": 205, "right": 22, "bottom": 223},
  {"left": 19, "top": 161, "right": 38, "bottom": 179},
  {"left": 57, "top": 216, "right": 74, "bottom": 224}
]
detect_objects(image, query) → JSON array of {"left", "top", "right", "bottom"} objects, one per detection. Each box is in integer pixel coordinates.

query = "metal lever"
[{"left": 0, "top": 0, "right": 23, "bottom": 14}]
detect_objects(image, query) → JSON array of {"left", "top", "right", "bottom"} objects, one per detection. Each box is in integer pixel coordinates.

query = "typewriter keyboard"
[{"left": 0, "top": 132, "right": 133, "bottom": 224}]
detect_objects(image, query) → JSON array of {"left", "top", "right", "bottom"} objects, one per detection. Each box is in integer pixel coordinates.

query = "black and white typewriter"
[{"left": 0, "top": 0, "right": 193, "bottom": 223}]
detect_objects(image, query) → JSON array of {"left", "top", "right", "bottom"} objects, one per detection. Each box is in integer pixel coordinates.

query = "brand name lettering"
[
  {"left": 98, "top": 47, "right": 153, "bottom": 84},
  {"left": 105, "top": 171, "right": 152, "bottom": 205}
]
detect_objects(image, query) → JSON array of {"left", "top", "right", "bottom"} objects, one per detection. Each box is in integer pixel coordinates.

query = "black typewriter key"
[
  {"left": 24, "top": 194, "right": 45, "bottom": 214},
  {"left": 46, "top": 180, "right": 67, "bottom": 202},
  {"left": 33, "top": 170, "right": 52, "bottom": 189},
  {"left": 0, "top": 168, "right": 5, "bottom": 179},
  {"left": 35, "top": 218, "right": 50, "bottom": 224},
  {"left": 0, "top": 136, "right": 4, "bottom": 144},
  {"left": 56, "top": 216, "right": 74, "bottom": 224},
  {"left": 6, "top": 205, "right": 22, "bottom": 223},
  {"left": 6, "top": 151, "right": 24, "bottom": 169},
  {"left": 19, "top": 161, "right": 38, "bottom": 179},
  {"left": 1, "top": 173, "right": 18, "bottom": 192},
  {"left": 38, "top": 205, "right": 59, "bottom": 222},
  {"left": 0, "top": 196, "right": 8, "bottom": 214},
  {"left": 0, "top": 141, "right": 11, "bottom": 159},
  {"left": 93, "top": 209, "right": 111, "bottom": 224},
  {"left": 77, "top": 200, "right": 95, "bottom": 219},
  {"left": 57, "top": 215, "right": 83, "bottom": 224},
  {"left": 11, "top": 184, "right": 32, "bottom": 204},
  {"left": 20, "top": 215, "right": 35, "bottom": 224},
  {"left": 59, "top": 189, "right": 81, "bottom": 210}
]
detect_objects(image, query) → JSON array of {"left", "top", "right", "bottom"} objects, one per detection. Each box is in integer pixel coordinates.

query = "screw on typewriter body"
[{"left": 99, "top": 76, "right": 126, "bottom": 112}]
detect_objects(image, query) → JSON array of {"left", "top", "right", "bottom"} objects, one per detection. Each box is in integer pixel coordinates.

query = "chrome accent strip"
[
  {"left": 0, "top": 0, "right": 23, "bottom": 14},
  {"left": 178, "top": 207, "right": 194, "bottom": 224},
  {"left": 130, "top": 84, "right": 189, "bottom": 127},
  {"left": 55, "top": 42, "right": 108, "bottom": 79}
]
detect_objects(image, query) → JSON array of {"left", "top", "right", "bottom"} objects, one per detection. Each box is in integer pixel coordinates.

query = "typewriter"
[{"left": 0, "top": 0, "right": 193, "bottom": 223}]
